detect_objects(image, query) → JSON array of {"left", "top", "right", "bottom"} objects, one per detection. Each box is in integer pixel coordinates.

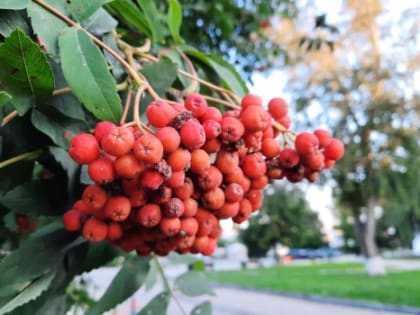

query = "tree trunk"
[{"left": 352, "top": 196, "right": 387, "bottom": 276}]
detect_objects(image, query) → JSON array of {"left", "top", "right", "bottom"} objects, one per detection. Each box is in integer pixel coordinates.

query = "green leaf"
[
  {"left": 82, "top": 7, "right": 117, "bottom": 36},
  {"left": 0, "top": 92, "right": 11, "bottom": 107},
  {"left": 174, "top": 271, "right": 214, "bottom": 297},
  {"left": 143, "top": 259, "right": 158, "bottom": 292},
  {"left": 167, "top": 252, "right": 198, "bottom": 265},
  {"left": 102, "top": 33, "right": 125, "bottom": 81},
  {"left": 140, "top": 59, "right": 178, "bottom": 97},
  {"left": 105, "top": 0, "right": 151, "bottom": 37},
  {"left": 0, "top": 29, "right": 55, "bottom": 115},
  {"left": 69, "top": 0, "right": 108, "bottom": 22},
  {"left": 49, "top": 146, "right": 79, "bottom": 193},
  {"left": 85, "top": 257, "right": 151, "bottom": 315},
  {"left": 0, "top": 273, "right": 55, "bottom": 315},
  {"left": 31, "top": 108, "right": 86, "bottom": 148},
  {"left": 0, "top": 10, "right": 30, "bottom": 37},
  {"left": 190, "top": 301, "right": 212, "bottom": 315},
  {"left": 27, "top": 0, "right": 69, "bottom": 56},
  {"left": 0, "top": 180, "right": 56, "bottom": 216},
  {"left": 185, "top": 49, "right": 248, "bottom": 97},
  {"left": 0, "top": 161, "right": 33, "bottom": 194},
  {"left": 167, "top": 0, "right": 183, "bottom": 44},
  {"left": 66, "top": 241, "right": 121, "bottom": 276},
  {"left": 59, "top": 28, "right": 122, "bottom": 123},
  {"left": 137, "top": 291, "right": 170, "bottom": 315},
  {"left": 0, "top": 230, "right": 75, "bottom": 299},
  {"left": 136, "top": 0, "right": 164, "bottom": 43},
  {"left": 0, "top": 0, "right": 29, "bottom": 9}
]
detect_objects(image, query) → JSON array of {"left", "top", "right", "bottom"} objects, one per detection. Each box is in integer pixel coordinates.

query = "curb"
[{"left": 211, "top": 283, "right": 420, "bottom": 314}]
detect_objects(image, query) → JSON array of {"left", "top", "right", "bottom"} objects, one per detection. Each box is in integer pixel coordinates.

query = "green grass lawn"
[{"left": 207, "top": 262, "right": 420, "bottom": 308}]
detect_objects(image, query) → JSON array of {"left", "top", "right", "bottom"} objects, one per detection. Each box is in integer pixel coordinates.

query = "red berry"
[
  {"left": 160, "top": 217, "right": 181, "bottom": 236},
  {"left": 180, "top": 119, "right": 206, "bottom": 149},
  {"left": 279, "top": 148, "right": 300, "bottom": 168},
  {"left": 114, "top": 153, "right": 145, "bottom": 179},
  {"left": 242, "top": 153, "right": 267, "bottom": 179},
  {"left": 155, "top": 126, "right": 181, "bottom": 154},
  {"left": 314, "top": 129, "right": 331, "bottom": 148},
  {"left": 324, "top": 138, "right": 345, "bottom": 160},
  {"left": 268, "top": 97, "right": 288, "bottom": 118},
  {"left": 88, "top": 156, "right": 115, "bottom": 183},
  {"left": 220, "top": 116, "right": 245, "bottom": 142},
  {"left": 164, "top": 197, "right": 185, "bottom": 217},
  {"left": 241, "top": 93, "right": 262, "bottom": 108},
  {"left": 184, "top": 94, "right": 208, "bottom": 118},
  {"left": 82, "top": 217, "right": 108, "bottom": 242},
  {"left": 82, "top": 184, "right": 107, "bottom": 210},
  {"left": 94, "top": 121, "right": 117, "bottom": 143},
  {"left": 107, "top": 222, "right": 123, "bottom": 240},
  {"left": 240, "top": 105, "right": 270, "bottom": 132},
  {"left": 225, "top": 183, "right": 244, "bottom": 202},
  {"left": 63, "top": 209, "right": 81, "bottom": 231},
  {"left": 202, "top": 119, "right": 221, "bottom": 140},
  {"left": 104, "top": 196, "right": 131, "bottom": 221},
  {"left": 140, "top": 169, "right": 164, "bottom": 190},
  {"left": 138, "top": 204, "right": 162, "bottom": 227},
  {"left": 146, "top": 100, "right": 178, "bottom": 128},
  {"left": 69, "top": 133, "right": 100, "bottom": 164},
  {"left": 295, "top": 132, "right": 319, "bottom": 155},
  {"left": 101, "top": 127, "right": 135, "bottom": 157},
  {"left": 133, "top": 134, "right": 164, "bottom": 164}
]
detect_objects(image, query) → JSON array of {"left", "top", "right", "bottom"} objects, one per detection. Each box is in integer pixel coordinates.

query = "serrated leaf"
[
  {"left": 83, "top": 8, "right": 117, "bottom": 36},
  {"left": 190, "top": 301, "right": 212, "bottom": 315},
  {"left": 174, "top": 271, "right": 214, "bottom": 297},
  {"left": 167, "top": 0, "right": 183, "bottom": 44},
  {"left": 0, "top": 10, "right": 30, "bottom": 37},
  {"left": 85, "top": 257, "right": 151, "bottom": 315},
  {"left": 105, "top": 0, "right": 151, "bottom": 37},
  {"left": 0, "top": 92, "right": 11, "bottom": 107},
  {"left": 0, "top": 230, "right": 75, "bottom": 298},
  {"left": 69, "top": 0, "right": 108, "bottom": 22},
  {"left": 137, "top": 291, "right": 170, "bottom": 315},
  {"left": 0, "top": 29, "right": 55, "bottom": 115},
  {"left": 136, "top": 0, "right": 164, "bottom": 43},
  {"left": 0, "top": 273, "right": 55, "bottom": 315},
  {"left": 185, "top": 49, "right": 248, "bottom": 97},
  {"left": 59, "top": 28, "right": 122, "bottom": 123},
  {"left": 31, "top": 108, "right": 86, "bottom": 148},
  {"left": 0, "top": 0, "right": 29, "bottom": 9},
  {"left": 27, "top": 0, "right": 69, "bottom": 56},
  {"left": 0, "top": 180, "right": 56, "bottom": 216}
]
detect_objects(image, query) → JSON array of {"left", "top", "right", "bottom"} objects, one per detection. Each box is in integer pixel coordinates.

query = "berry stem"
[
  {"left": 136, "top": 50, "right": 242, "bottom": 104},
  {"left": 133, "top": 85, "right": 151, "bottom": 134},
  {"left": 175, "top": 47, "right": 199, "bottom": 95},
  {"left": 203, "top": 95, "right": 239, "bottom": 109},
  {"left": 1, "top": 110, "right": 18, "bottom": 127},
  {"left": 152, "top": 254, "right": 188, "bottom": 315},
  {"left": 52, "top": 87, "right": 72, "bottom": 96},
  {"left": 120, "top": 88, "right": 133, "bottom": 125},
  {"left": 0, "top": 150, "right": 42, "bottom": 169}
]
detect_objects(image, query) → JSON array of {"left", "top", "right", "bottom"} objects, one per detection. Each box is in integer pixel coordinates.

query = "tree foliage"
[{"left": 240, "top": 184, "right": 324, "bottom": 257}]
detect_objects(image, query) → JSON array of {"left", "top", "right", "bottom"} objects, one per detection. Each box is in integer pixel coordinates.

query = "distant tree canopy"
[{"left": 240, "top": 185, "right": 325, "bottom": 258}]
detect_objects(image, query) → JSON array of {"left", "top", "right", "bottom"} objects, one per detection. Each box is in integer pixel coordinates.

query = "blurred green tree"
[{"left": 239, "top": 184, "right": 325, "bottom": 258}]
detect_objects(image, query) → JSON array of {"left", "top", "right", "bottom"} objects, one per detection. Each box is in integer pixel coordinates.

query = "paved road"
[{"left": 74, "top": 266, "right": 417, "bottom": 315}]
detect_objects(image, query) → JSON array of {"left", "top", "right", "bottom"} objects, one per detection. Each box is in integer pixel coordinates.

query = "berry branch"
[
  {"left": 152, "top": 254, "right": 188, "bottom": 315},
  {"left": 0, "top": 150, "right": 42, "bottom": 169}
]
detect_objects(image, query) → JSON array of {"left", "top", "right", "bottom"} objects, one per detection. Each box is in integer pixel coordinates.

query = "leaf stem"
[
  {"left": 152, "top": 254, "right": 187, "bottom": 315},
  {"left": 133, "top": 86, "right": 152, "bottom": 134},
  {"left": 52, "top": 87, "right": 72, "bottom": 96},
  {"left": 0, "top": 150, "right": 41, "bottom": 168},
  {"left": 203, "top": 95, "right": 238, "bottom": 109},
  {"left": 1, "top": 110, "right": 18, "bottom": 127},
  {"left": 175, "top": 47, "right": 198, "bottom": 95},
  {"left": 120, "top": 88, "right": 133, "bottom": 125}
]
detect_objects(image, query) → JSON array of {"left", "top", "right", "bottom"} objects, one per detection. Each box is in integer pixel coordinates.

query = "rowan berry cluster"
[{"left": 63, "top": 93, "right": 344, "bottom": 256}]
